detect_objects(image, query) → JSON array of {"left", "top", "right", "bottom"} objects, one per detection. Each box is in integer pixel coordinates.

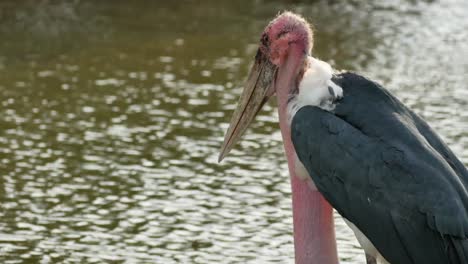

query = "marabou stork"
[{"left": 218, "top": 12, "right": 468, "bottom": 264}]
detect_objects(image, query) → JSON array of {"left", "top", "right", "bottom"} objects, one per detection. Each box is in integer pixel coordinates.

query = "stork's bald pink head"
[
  {"left": 260, "top": 12, "right": 313, "bottom": 66},
  {"left": 219, "top": 12, "right": 313, "bottom": 161}
]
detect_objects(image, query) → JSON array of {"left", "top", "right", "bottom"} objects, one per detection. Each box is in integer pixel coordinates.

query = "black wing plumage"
[{"left": 291, "top": 72, "right": 468, "bottom": 264}]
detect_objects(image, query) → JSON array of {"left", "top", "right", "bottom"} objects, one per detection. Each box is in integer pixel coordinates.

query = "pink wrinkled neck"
[
  {"left": 275, "top": 43, "right": 338, "bottom": 264},
  {"left": 277, "top": 99, "right": 338, "bottom": 264}
]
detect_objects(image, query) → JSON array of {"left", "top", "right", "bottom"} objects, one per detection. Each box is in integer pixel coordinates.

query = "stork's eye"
[{"left": 261, "top": 33, "right": 269, "bottom": 46}]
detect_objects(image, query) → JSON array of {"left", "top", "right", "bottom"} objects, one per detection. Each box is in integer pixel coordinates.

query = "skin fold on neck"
[{"left": 276, "top": 45, "right": 339, "bottom": 264}]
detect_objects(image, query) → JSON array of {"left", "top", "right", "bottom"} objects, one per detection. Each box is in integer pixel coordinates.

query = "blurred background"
[{"left": 0, "top": 0, "right": 467, "bottom": 263}]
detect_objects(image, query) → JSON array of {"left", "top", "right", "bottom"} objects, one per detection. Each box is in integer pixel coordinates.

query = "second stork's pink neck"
[{"left": 275, "top": 45, "right": 338, "bottom": 264}]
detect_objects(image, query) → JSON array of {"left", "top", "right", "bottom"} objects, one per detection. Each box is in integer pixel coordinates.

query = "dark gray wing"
[{"left": 291, "top": 72, "right": 468, "bottom": 264}]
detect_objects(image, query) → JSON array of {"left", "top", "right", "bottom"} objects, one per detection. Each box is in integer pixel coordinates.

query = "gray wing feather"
[{"left": 291, "top": 72, "right": 468, "bottom": 264}]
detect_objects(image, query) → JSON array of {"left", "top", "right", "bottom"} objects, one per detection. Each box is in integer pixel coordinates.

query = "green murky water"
[{"left": 0, "top": 1, "right": 467, "bottom": 263}]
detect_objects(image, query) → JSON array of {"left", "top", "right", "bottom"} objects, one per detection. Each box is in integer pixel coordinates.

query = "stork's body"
[
  {"left": 285, "top": 56, "right": 390, "bottom": 264},
  {"left": 219, "top": 12, "right": 468, "bottom": 264}
]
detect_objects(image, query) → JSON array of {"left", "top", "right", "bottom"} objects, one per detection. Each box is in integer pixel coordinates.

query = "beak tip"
[{"left": 218, "top": 151, "right": 226, "bottom": 163}]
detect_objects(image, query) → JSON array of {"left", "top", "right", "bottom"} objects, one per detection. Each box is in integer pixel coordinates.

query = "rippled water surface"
[{"left": 0, "top": 1, "right": 467, "bottom": 263}]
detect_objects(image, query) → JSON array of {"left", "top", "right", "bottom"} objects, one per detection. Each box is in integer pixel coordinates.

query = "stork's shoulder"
[
  {"left": 331, "top": 71, "right": 404, "bottom": 113},
  {"left": 288, "top": 57, "right": 343, "bottom": 122}
]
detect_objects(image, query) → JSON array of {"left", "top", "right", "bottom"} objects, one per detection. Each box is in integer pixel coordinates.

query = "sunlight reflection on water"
[{"left": 0, "top": 0, "right": 466, "bottom": 263}]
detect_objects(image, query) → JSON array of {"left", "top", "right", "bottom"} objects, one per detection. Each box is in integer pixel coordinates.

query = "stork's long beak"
[{"left": 218, "top": 50, "right": 277, "bottom": 162}]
